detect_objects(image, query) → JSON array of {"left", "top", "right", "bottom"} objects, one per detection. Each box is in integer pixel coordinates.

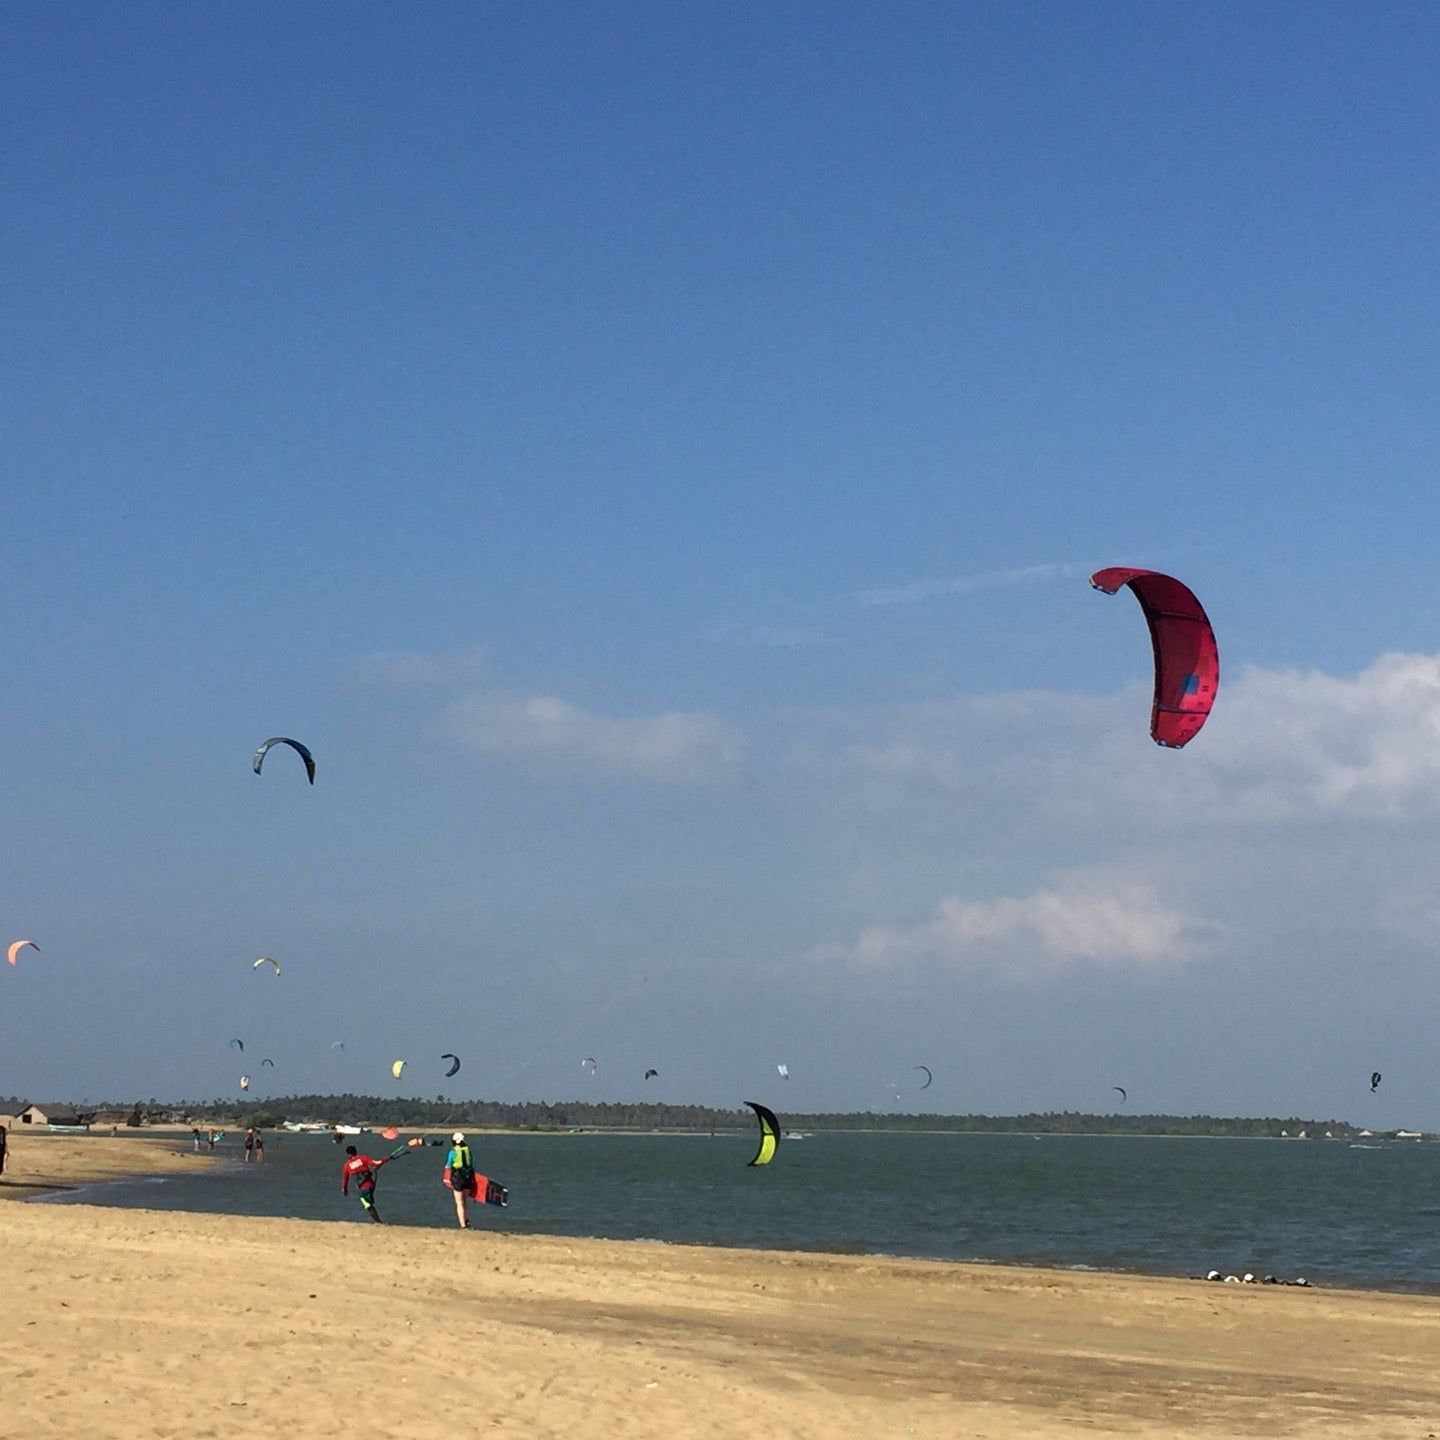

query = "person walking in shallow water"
[
  {"left": 341, "top": 1145, "right": 392, "bottom": 1223},
  {"left": 340, "top": 1139, "right": 423, "bottom": 1222},
  {"left": 443, "top": 1131, "right": 476, "bottom": 1228},
  {"left": 243, "top": 1128, "right": 255, "bottom": 1163},
  {"left": 254, "top": 1129, "right": 265, "bottom": 1164}
]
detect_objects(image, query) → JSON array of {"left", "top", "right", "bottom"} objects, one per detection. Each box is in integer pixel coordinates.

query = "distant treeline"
[{"left": 31, "top": 1094, "right": 1381, "bottom": 1139}]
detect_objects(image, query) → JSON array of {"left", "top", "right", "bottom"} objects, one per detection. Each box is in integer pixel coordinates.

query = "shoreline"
[
  {"left": 3, "top": 1201, "right": 1437, "bottom": 1437},
  {"left": 17, "top": 1156, "right": 1440, "bottom": 1300},
  {"left": 0, "top": 1129, "right": 221, "bottom": 1202},
  {"left": 135, "top": 1121, "right": 1403, "bottom": 1141},
  {"left": 7, "top": 1130, "right": 1436, "bottom": 1297}
]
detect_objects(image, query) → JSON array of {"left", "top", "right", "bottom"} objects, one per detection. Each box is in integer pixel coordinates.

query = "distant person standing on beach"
[
  {"left": 442, "top": 1131, "right": 475, "bottom": 1228},
  {"left": 243, "top": 1128, "right": 255, "bottom": 1163},
  {"left": 191, "top": 1127, "right": 202, "bottom": 1153},
  {"left": 0, "top": 1124, "right": 7, "bottom": 1176}
]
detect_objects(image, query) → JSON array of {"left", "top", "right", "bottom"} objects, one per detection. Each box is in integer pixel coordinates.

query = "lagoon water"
[{"left": 41, "top": 1131, "right": 1440, "bottom": 1292}]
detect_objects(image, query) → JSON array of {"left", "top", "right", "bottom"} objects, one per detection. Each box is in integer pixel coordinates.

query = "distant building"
[{"left": 0, "top": 1104, "right": 86, "bottom": 1129}]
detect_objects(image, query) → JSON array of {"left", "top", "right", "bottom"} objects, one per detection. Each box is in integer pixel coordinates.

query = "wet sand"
[
  {"left": 0, "top": 1128, "right": 218, "bottom": 1199},
  {"left": 3, "top": 1194, "right": 1439, "bottom": 1438}
]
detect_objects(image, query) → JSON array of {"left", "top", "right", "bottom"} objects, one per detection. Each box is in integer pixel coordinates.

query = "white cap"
[{"left": 452, "top": 1131, "right": 465, "bottom": 1144}]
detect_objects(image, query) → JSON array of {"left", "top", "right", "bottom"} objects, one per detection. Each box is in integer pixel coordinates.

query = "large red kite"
[{"left": 1091, "top": 568, "right": 1219, "bottom": 748}]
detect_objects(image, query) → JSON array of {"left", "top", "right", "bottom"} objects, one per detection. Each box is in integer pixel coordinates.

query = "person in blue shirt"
[{"left": 442, "top": 1131, "right": 476, "bottom": 1229}]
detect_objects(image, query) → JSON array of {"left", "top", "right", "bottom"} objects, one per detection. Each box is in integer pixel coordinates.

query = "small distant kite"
[
  {"left": 229, "top": 1038, "right": 245, "bottom": 1052},
  {"left": 1371, "top": 1072, "right": 1382, "bottom": 1093},
  {"left": 239, "top": 1075, "right": 251, "bottom": 1091},
  {"left": 330, "top": 1041, "right": 345, "bottom": 1051},
  {"left": 582, "top": 1057, "right": 597, "bottom": 1075},
  {"left": 253, "top": 956, "right": 280, "bottom": 976},
  {"left": 1113, "top": 1086, "right": 1128, "bottom": 1105},
  {"left": 777, "top": 1063, "right": 789, "bottom": 1080},
  {"left": 1090, "top": 568, "right": 1219, "bottom": 748},
  {"left": 7, "top": 939, "right": 38, "bottom": 967},
  {"left": 261, "top": 1058, "right": 274, "bottom": 1069},
  {"left": 644, "top": 1068, "right": 658, "bottom": 1081},
  {"left": 252, "top": 737, "right": 316, "bottom": 785},
  {"left": 914, "top": 1065, "right": 933, "bottom": 1090},
  {"left": 391, "top": 1059, "right": 406, "bottom": 1079},
  {"left": 441, "top": 1053, "right": 461, "bottom": 1078},
  {"left": 745, "top": 1101, "right": 780, "bottom": 1167}
]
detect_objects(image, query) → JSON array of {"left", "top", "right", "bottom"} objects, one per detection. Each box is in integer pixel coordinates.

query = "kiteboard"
[{"left": 471, "top": 1173, "right": 509, "bottom": 1207}]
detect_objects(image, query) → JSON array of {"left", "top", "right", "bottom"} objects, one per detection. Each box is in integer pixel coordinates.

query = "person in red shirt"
[{"left": 340, "top": 1145, "right": 392, "bottom": 1223}]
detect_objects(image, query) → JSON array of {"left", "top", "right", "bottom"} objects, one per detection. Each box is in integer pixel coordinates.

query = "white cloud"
[
  {"left": 835, "top": 873, "right": 1201, "bottom": 975},
  {"left": 773, "top": 649, "right": 1440, "bottom": 998},
  {"left": 1190, "top": 652, "right": 1440, "bottom": 819},
  {"left": 445, "top": 691, "right": 743, "bottom": 784},
  {"left": 788, "top": 650, "right": 1440, "bottom": 827},
  {"left": 857, "top": 562, "right": 1089, "bottom": 608}
]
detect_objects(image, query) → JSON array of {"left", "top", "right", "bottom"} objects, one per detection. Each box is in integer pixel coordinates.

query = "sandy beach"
[
  {"left": 3, "top": 1143, "right": 1439, "bottom": 1440},
  {"left": 0, "top": 1129, "right": 219, "bottom": 1200}
]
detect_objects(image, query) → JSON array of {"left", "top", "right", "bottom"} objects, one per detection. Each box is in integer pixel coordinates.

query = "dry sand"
[{"left": 2, "top": 1132, "right": 1439, "bottom": 1438}]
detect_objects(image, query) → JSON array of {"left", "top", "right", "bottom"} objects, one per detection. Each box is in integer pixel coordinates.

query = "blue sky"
[{"left": 2, "top": 4, "right": 1439, "bottom": 1121}]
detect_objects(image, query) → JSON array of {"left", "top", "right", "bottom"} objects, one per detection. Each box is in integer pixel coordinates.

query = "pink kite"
[
  {"left": 7, "top": 939, "right": 38, "bottom": 967},
  {"left": 1091, "top": 568, "right": 1219, "bottom": 748},
  {"left": 379, "top": 1126, "right": 400, "bottom": 1141}
]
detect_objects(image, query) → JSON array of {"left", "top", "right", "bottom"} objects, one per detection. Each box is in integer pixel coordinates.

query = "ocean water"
[{"left": 38, "top": 1130, "right": 1440, "bottom": 1292}]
